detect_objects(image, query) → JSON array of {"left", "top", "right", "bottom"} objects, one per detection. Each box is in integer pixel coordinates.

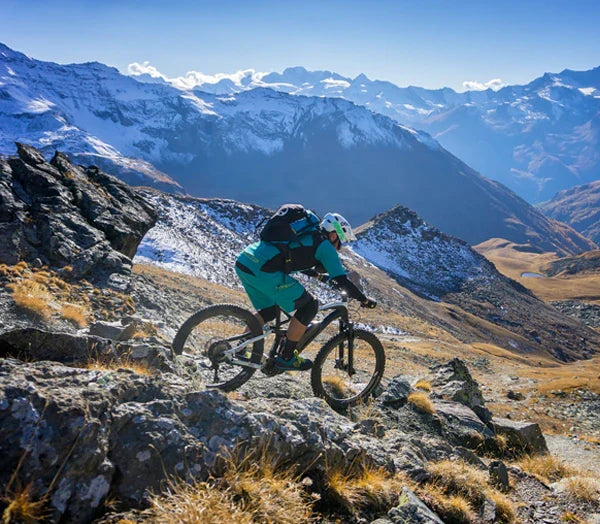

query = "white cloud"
[
  {"left": 128, "top": 61, "right": 167, "bottom": 80},
  {"left": 462, "top": 78, "right": 505, "bottom": 91},
  {"left": 127, "top": 62, "right": 267, "bottom": 91}
]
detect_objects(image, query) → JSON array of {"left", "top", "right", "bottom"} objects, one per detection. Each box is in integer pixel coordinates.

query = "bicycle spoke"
[
  {"left": 312, "top": 329, "right": 385, "bottom": 409},
  {"left": 173, "top": 305, "right": 264, "bottom": 391}
]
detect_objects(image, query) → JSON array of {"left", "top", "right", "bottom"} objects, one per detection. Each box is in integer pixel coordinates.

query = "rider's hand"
[{"left": 361, "top": 298, "right": 377, "bottom": 309}]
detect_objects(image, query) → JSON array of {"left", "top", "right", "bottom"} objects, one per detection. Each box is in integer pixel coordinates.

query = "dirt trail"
[{"left": 546, "top": 434, "right": 600, "bottom": 473}]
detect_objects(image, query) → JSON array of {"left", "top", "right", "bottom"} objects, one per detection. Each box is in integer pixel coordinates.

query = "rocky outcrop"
[
  {"left": 431, "top": 357, "right": 492, "bottom": 423},
  {"left": 0, "top": 143, "right": 157, "bottom": 285},
  {"left": 0, "top": 352, "right": 555, "bottom": 523},
  {"left": 0, "top": 327, "right": 173, "bottom": 372}
]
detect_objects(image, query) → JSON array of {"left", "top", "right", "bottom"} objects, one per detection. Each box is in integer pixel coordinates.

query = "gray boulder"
[
  {"left": 435, "top": 400, "right": 494, "bottom": 450},
  {"left": 0, "top": 327, "right": 173, "bottom": 372},
  {"left": 431, "top": 357, "right": 492, "bottom": 422},
  {"left": 387, "top": 487, "right": 444, "bottom": 523},
  {"left": 492, "top": 417, "right": 548, "bottom": 455},
  {"left": 0, "top": 144, "right": 156, "bottom": 285},
  {"left": 379, "top": 374, "right": 413, "bottom": 407}
]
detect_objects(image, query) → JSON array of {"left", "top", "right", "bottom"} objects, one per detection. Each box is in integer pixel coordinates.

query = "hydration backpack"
[{"left": 258, "top": 204, "right": 322, "bottom": 272}]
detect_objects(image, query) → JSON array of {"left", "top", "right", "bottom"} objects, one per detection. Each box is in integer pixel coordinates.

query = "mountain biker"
[{"left": 235, "top": 210, "right": 377, "bottom": 371}]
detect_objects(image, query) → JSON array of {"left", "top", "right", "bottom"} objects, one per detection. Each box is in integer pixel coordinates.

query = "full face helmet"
[{"left": 321, "top": 212, "right": 356, "bottom": 244}]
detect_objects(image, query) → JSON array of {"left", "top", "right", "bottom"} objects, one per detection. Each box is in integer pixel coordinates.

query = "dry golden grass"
[
  {"left": 324, "top": 463, "right": 405, "bottom": 514},
  {"left": 516, "top": 454, "right": 577, "bottom": 483},
  {"left": 1, "top": 485, "right": 47, "bottom": 524},
  {"left": 486, "top": 490, "right": 516, "bottom": 523},
  {"left": 559, "top": 476, "right": 600, "bottom": 502},
  {"left": 148, "top": 446, "right": 314, "bottom": 524},
  {"left": 84, "top": 357, "right": 154, "bottom": 376},
  {"left": 414, "top": 379, "right": 432, "bottom": 392},
  {"left": 407, "top": 391, "right": 436, "bottom": 414},
  {"left": 60, "top": 303, "right": 90, "bottom": 328},
  {"left": 579, "top": 435, "right": 600, "bottom": 446},
  {"left": 560, "top": 512, "right": 586, "bottom": 523},
  {"left": 428, "top": 460, "right": 488, "bottom": 506},
  {"left": 424, "top": 460, "right": 517, "bottom": 523},
  {"left": 475, "top": 239, "right": 600, "bottom": 305},
  {"left": 419, "top": 488, "right": 476, "bottom": 524},
  {"left": 493, "top": 434, "right": 508, "bottom": 455},
  {"left": 322, "top": 375, "right": 354, "bottom": 398},
  {"left": 7, "top": 279, "right": 54, "bottom": 320}
]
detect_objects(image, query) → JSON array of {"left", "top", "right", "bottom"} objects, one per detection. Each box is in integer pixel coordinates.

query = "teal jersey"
[{"left": 314, "top": 237, "right": 346, "bottom": 278}]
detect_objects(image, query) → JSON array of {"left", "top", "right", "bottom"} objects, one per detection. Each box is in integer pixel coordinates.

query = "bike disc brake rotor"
[{"left": 206, "top": 337, "right": 231, "bottom": 365}]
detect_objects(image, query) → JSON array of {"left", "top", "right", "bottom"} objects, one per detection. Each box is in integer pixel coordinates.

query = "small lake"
[{"left": 521, "top": 272, "right": 546, "bottom": 278}]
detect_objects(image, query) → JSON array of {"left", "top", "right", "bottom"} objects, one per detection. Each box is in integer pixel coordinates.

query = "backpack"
[{"left": 258, "top": 204, "right": 322, "bottom": 272}]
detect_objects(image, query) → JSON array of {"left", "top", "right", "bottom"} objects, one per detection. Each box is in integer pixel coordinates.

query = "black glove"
[{"left": 361, "top": 298, "right": 377, "bottom": 309}]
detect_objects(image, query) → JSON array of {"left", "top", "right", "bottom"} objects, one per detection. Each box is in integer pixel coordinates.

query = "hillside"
[
  {"left": 0, "top": 42, "right": 595, "bottom": 255},
  {"left": 539, "top": 179, "right": 600, "bottom": 244}
]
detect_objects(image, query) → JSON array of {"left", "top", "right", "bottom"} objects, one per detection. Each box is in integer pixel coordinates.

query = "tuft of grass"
[
  {"left": 407, "top": 391, "right": 436, "bottom": 414},
  {"left": 84, "top": 357, "right": 154, "bottom": 375},
  {"left": 7, "top": 279, "right": 53, "bottom": 320},
  {"left": 428, "top": 460, "right": 488, "bottom": 506},
  {"left": 486, "top": 489, "right": 516, "bottom": 523},
  {"left": 418, "top": 487, "right": 476, "bottom": 524},
  {"left": 149, "top": 482, "right": 254, "bottom": 524},
  {"left": 149, "top": 446, "right": 314, "bottom": 524},
  {"left": 516, "top": 454, "right": 577, "bottom": 483},
  {"left": 60, "top": 303, "right": 89, "bottom": 328},
  {"left": 560, "top": 476, "right": 600, "bottom": 502},
  {"left": 560, "top": 511, "right": 587, "bottom": 522},
  {"left": 348, "top": 398, "right": 381, "bottom": 423},
  {"left": 493, "top": 434, "right": 508, "bottom": 455},
  {"left": 322, "top": 375, "right": 354, "bottom": 399},
  {"left": 414, "top": 379, "right": 432, "bottom": 392},
  {"left": 324, "top": 463, "right": 405, "bottom": 514},
  {"left": 424, "top": 460, "right": 517, "bottom": 523},
  {"left": 1, "top": 485, "right": 47, "bottom": 524}
]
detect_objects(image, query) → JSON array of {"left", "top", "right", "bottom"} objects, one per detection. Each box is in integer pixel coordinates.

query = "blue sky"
[{"left": 2, "top": 0, "right": 599, "bottom": 91}]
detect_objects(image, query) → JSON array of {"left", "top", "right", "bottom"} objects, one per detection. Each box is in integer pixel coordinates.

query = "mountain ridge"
[
  {"left": 131, "top": 60, "right": 600, "bottom": 203},
  {"left": 0, "top": 42, "right": 595, "bottom": 255}
]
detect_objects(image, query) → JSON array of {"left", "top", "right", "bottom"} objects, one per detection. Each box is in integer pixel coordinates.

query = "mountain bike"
[{"left": 172, "top": 294, "right": 386, "bottom": 410}]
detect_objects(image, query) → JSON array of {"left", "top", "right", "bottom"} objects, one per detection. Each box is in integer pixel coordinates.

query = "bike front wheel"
[
  {"left": 172, "top": 304, "right": 264, "bottom": 391},
  {"left": 311, "top": 329, "right": 385, "bottom": 410}
]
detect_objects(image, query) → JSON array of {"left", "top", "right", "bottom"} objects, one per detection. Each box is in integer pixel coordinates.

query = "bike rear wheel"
[
  {"left": 311, "top": 329, "right": 385, "bottom": 410},
  {"left": 172, "top": 304, "right": 264, "bottom": 391}
]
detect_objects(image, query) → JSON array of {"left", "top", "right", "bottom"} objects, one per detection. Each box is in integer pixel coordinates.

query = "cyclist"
[{"left": 235, "top": 211, "right": 376, "bottom": 371}]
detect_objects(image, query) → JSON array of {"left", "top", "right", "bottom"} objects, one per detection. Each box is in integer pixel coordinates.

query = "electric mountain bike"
[{"left": 172, "top": 294, "right": 386, "bottom": 410}]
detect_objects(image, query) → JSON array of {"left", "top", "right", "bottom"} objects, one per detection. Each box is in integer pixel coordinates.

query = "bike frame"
[{"left": 224, "top": 300, "right": 353, "bottom": 370}]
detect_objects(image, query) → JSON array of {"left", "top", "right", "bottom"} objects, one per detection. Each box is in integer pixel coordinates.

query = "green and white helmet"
[{"left": 321, "top": 212, "right": 356, "bottom": 244}]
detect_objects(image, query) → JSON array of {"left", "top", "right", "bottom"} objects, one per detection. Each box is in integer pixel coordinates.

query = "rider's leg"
[
  {"left": 255, "top": 306, "right": 278, "bottom": 327},
  {"left": 280, "top": 295, "right": 318, "bottom": 360}
]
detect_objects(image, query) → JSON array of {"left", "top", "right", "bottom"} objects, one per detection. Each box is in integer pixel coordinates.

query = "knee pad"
[
  {"left": 257, "top": 305, "right": 278, "bottom": 323},
  {"left": 293, "top": 294, "right": 318, "bottom": 325}
]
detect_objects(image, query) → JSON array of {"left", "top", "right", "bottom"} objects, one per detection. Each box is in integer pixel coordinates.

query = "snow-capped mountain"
[
  {"left": 0, "top": 42, "right": 594, "bottom": 254},
  {"left": 133, "top": 63, "right": 600, "bottom": 203},
  {"left": 353, "top": 205, "right": 497, "bottom": 297}
]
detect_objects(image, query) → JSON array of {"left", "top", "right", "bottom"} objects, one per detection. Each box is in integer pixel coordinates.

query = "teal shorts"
[{"left": 235, "top": 250, "right": 306, "bottom": 313}]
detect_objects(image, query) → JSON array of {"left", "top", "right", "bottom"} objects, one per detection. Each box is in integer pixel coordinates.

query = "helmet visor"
[{"left": 333, "top": 222, "right": 347, "bottom": 243}]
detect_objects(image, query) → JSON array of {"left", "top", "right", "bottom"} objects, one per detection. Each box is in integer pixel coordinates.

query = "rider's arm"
[
  {"left": 331, "top": 274, "right": 367, "bottom": 302},
  {"left": 314, "top": 240, "right": 376, "bottom": 307}
]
